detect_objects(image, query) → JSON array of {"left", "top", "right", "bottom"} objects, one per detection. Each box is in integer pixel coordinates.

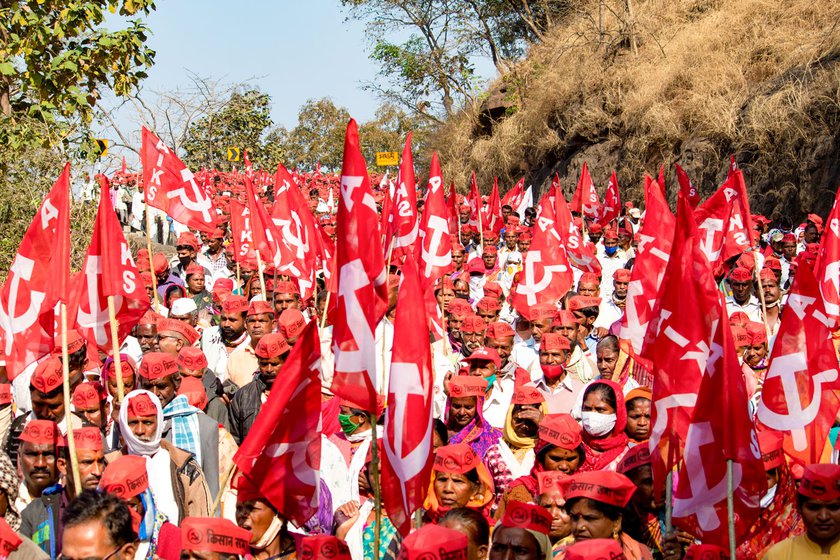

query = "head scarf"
[
  {"left": 502, "top": 401, "right": 548, "bottom": 458},
  {"left": 446, "top": 393, "right": 502, "bottom": 459},
  {"left": 579, "top": 380, "right": 629, "bottom": 472},
  {"left": 0, "top": 453, "right": 20, "bottom": 530},
  {"left": 119, "top": 389, "right": 163, "bottom": 457},
  {"left": 423, "top": 445, "right": 495, "bottom": 522},
  {"left": 736, "top": 460, "right": 802, "bottom": 557}
]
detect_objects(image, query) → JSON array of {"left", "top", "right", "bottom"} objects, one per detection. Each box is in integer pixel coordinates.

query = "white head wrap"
[{"left": 119, "top": 389, "right": 163, "bottom": 456}]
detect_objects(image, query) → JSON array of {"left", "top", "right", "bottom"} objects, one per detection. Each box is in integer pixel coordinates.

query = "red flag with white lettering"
[
  {"left": 694, "top": 170, "right": 753, "bottom": 270},
  {"left": 243, "top": 176, "right": 287, "bottom": 269},
  {"left": 233, "top": 321, "right": 322, "bottom": 526},
  {"left": 501, "top": 178, "right": 525, "bottom": 210},
  {"left": 675, "top": 163, "right": 701, "bottom": 209},
  {"left": 597, "top": 171, "right": 621, "bottom": 227},
  {"left": 229, "top": 200, "right": 256, "bottom": 263},
  {"left": 620, "top": 175, "right": 675, "bottom": 355},
  {"left": 72, "top": 176, "right": 150, "bottom": 354},
  {"left": 272, "top": 163, "right": 317, "bottom": 298},
  {"left": 570, "top": 162, "right": 600, "bottom": 220},
  {"left": 381, "top": 257, "right": 435, "bottom": 536},
  {"left": 673, "top": 289, "right": 765, "bottom": 548},
  {"left": 389, "top": 133, "right": 419, "bottom": 259},
  {"left": 417, "top": 152, "right": 451, "bottom": 290},
  {"left": 645, "top": 193, "right": 721, "bottom": 497},
  {"left": 0, "top": 164, "right": 71, "bottom": 379},
  {"left": 446, "top": 181, "right": 459, "bottom": 237},
  {"left": 757, "top": 262, "right": 840, "bottom": 465},
  {"left": 140, "top": 127, "right": 217, "bottom": 233},
  {"left": 510, "top": 183, "right": 573, "bottom": 315},
  {"left": 553, "top": 180, "right": 601, "bottom": 274},
  {"left": 467, "top": 172, "right": 482, "bottom": 232},
  {"left": 331, "top": 119, "right": 389, "bottom": 411},
  {"left": 815, "top": 185, "right": 840, "bottom": 330}
]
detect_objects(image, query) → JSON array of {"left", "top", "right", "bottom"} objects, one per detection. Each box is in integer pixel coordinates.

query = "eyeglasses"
[{"left": 59, "top": 544, "right": 125, "bottom": 560}]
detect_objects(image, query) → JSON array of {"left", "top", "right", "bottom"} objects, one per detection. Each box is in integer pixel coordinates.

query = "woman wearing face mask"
[
  {"left": 447, "top": 377, "right": 502, "bottom": 459},
  {"left": 577, "top": 380, "right": 629, "bottom": 472},
  {"left": 557, "top": 470, "right": 653, "bottom": 559},
  {"left": 234, "top": 474, "right": 296, "bottom": 560},
  {"left": 495, "top": 414, "right": 584, "bottom": 519},
  {"left": 483, "top": 386, "right": 546, "bottom": 513},
  {"left": 424, "top": 443, "right": 495, "bottom": 523},
  {"left": 624, "top": 388, "right": 651, "bottom": 445},
  {"left": 536, "top": 471, "right": 573, "bottom": 554},
  {"left": 736, "top": 431, "right": 803, "bottom": 557}
]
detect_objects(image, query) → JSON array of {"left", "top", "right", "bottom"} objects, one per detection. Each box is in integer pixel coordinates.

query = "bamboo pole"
[
  {"left": 255, "top": 250, "right": 267, "bottom": 300},
  {"left": 144, "top": 197, "right": 161, "bottom": 314},
  {"left": 211, "top": 463, "right": 238, "bottom": 516},
  {"left": 107, "top": 296, "right": 125, "bottom": 403},
  {"left": 59, "top": 303, "right": 82, "bottom": 493},
  {"left": 726, "top": 460, "right": 736, "bottom": 558},
  {"left": 370, "top": 422, "right": 382, "bottom": 560},
  {"left": 664, "top": 470, "right": 673, "bottom": 534}
]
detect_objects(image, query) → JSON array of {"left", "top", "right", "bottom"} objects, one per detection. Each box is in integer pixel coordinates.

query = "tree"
[{"left": 281, "top": 98, "right": 352, "bottom": 172}]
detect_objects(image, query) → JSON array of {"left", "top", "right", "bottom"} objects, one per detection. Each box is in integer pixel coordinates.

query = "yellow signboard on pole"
[
  {"left": 94, "top": 139, "right": 109, "bottom": 158},
  {"left": 376, "top": 151, "right": 399, "bottom": 167},
  {"left": 227, "top": 147, "right": 241, "bottom": 162}
]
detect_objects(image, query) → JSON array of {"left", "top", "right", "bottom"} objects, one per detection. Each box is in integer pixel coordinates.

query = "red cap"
[
  {"left": 745, "top": 322, "right": 767, "bottom": 346},
  {"left": 467, "top": 259, "right": 486, "bottom": 274},
  {"left": 31, "top": 357, "right": 63, "bottom": 394},
  {"left": 178, "top": 376, "right": 208, "bottom": 411},
  {"left": 564, "top": 539, "right": 625, "bottom": 560},
  {"left": 72, "top": 427, "right": 104, "bottom": 451},
  {"left": 798, "top": 464, "right": 840, "bottom": 501},
  {"left": 483, "top": 283, "right": 503, "bottom": 299},
  {"left": 138, "top": 310, "right": 160, "bottom": 327},
  {"left": 538, "top": 414, "right": 582, "bottom": 451},
  {"left": 182, "top": 517, "right": 252, "bottom": 555},
  {"left": 476, "top": 297, "right": 501, "bottom": 312},
  {"left": 518, "top": 231, "right": 532, "bottom": 241},
  {"left": 588, "top": 223, "right": 603, "bottom": 234},
  {"left": 212, "top": 278, "right": 234, "bottom": 292},
  {"left": 433, "top": 443, "right": 480, "bottom": 474},
  {"left": 398, "top": 524, "right": 468, "bottom": 560},
  {"left": 603, "top": 230, "right": 618, "bottom": 241},
  {"left": 728, "top": 311, "right": 750, "bottom": 328},
  {"left": 449, "top": 376, "right": 488, "bottom": 399},
  {"left": 763, "top": 257, "right": 781, "bottom": 271},
  {"left": 684, "top": 544, "right": 729, "bottom": 560},
  {"left": 616, "top": 444, "right": 652, "bottom": 474},
  {"left": 540, "top": 333, "right": 570, "bottom": 351},
  {"left": 56, "top": 330, "right": 85, "bottom": 354},
  {"left": 247, "top": 300, "right": 275, "bottom": 317},
  {"left": 731, "top": 326, "right": 749, "bottom": 348},
  {"left": 446, "top": 299, "right": 472, "bottom": 318},
  {"left": 152, "top": 253, "right": 168, "bottom": 275},
  {"left": 274, "top": 280, "right": 299, "bottom": 295},
  {"left": 435, "top": 277, "right": 455, "bottom": 292},
  {"left": 255, "top": 333, "right": 290, "bottom": 359},
  {"left": 138, "top": 352, "right": 179, "bottom": 380},
  {"left": 485, "top": 321, "right": 515, "bottom": 339},
  {"left": 537, "top": 471, "right": 568, "bottom": 495},
  {"left": 729, "top": 267, "right": 752, "bottom": 283},
  {"left": 20, "top": 420, "right": 59, "bottom": 446},
  {"left": 463, "top": 346, "right": 501, "bottom": 368},
  {"left": 460, "top": 315, "right": 487, "bottom": 334},
  {"left": 551, "top": 310, "right": 579, "bottom": 328},
  {"left": 105, "top": 355, "right": 137, "bottom": 382},
  {"left": 126, "top": 393, "right": 157, "bottom": 418},
  {"left": 757, "top": 430, "right": 785, "bottom": 470},
  {"left": 569, "top": 296, "right": 601, "bottom": 311},
  {"left": 558, "top": 471, "right": 636, "bottom": 508},
  {"left": 512, "top": 385, "right": 545, "bottom": 405},
  {"left": 781, "top": 233, "right": 796, "bottom": 243},
  {"left": 100, "top": 455, "right": 149, "bottom": 499},
  {"left": 279, "top": 309, "right": 307, "bottom": 340},
  {"left": 759, "top": 268, "right": 777, "bottom": 283},
  {"left": 156, "top": 318, "right": 200, "bottom": 345},
  {"left": 336, "top": 386, "right": 385, "bottom": 417},
  {"left": 482, "top": 245, "right": 497, "bottom": 256},
  {"left": 176, "top": 232, "right": 199, "bottom": 250},
  {"left": 299, "top": 535, "right": 351, "bottom": 560},
  {"left": 185, "top": 264, "right": 204, "bottom": 278},
  {"left": 613, "top": 268, "right": 631, "bottom": 282},
  {"left": 579, "top": 272, "right": 599, "bottom": 285},
  {"left": 500, "top": 501, "right": 552, "bottom": 535},
  {"left": 178, "top": 347, "right": 208, "bottom": 371},
  {"left": 139, "top": 272, "right": 154, "bottom": 287},
  {"left": 528, "top": 303, "right": 556, "bottom": 322},
  {"left": 0, "top": 384, "right": 11, "bottom": 406},
  {"left": 221, "top": 295, "right": 249, "bottom": 314},
  {"left": 72, "top": 382, "right": 104, "bottom": 410},
  {"left": 211, "top": 228, "right": 227, "bottom": 239}
]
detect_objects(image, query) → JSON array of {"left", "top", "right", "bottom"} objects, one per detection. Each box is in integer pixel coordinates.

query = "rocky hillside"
[{"left": 435, "top": 0, "right": 840, "bottom": 220}]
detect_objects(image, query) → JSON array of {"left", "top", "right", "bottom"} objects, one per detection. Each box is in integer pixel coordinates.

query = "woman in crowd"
[
  {"left": 578, "top": 380, "right": 629, "bottom": 471},
  {"left": 446, "top": 377, "right": 501, "bottom": 458},
  {"left": 439, "top": 508, "right": 490, "bottom": 560},
  {"left": 235, "top": 474, "right": 297, "bottom": 560},
  {"left": 536, "top": 471, "right": 573, "bottom": 555},
  {"left": 742, "top": 321, "right": 769, "bottom": 396},
  {"left": 624, "top": 387, "right": 651, "bottom": 445},
  {"left": 424, "top": 443, "right": 494, "bottom": 523},
  {"left": 595, "top": 336, "right": 652, "bottom": 388}
]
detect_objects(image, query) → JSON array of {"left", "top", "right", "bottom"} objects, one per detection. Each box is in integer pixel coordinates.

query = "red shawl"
[{"left": 580, "top": 379, "right": 629, "bottom": 471}]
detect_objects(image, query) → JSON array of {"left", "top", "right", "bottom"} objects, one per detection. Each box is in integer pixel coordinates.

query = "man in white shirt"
[
  {"left": 595, "top": 268, "right": 630, "bottom": 330},
  {"left": 597, "top": 230, "right": 627, "bottom": 299},
  {"left": 725, "top": 267, "right": 762, "bottom": 322}
]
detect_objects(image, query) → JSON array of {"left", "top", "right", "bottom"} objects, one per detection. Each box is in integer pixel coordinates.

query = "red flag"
[
  {"left": 381, "top": 257, "right": 435, "bottom": 536},
  {"left": 388, "top": 134, "right": 419, "bottom": 259},
  {"left": 331, "top": 119, "right": 389, "bottom": 411},
  {"left": 510, "top": 183, "right": 573, "bottom": 314},
  {"left": 140, "top": 127, "right": 217, "bottom": 233},
  {"left": 0, "top": 164, "right": 71, "bottom": 379},
  {"left": 553, "top": 180, "right": 601, "bottom": 274},
  {"left": 233, "top": 322, "right": 322, "bottom": 525},
  {"left": 673, "top": 288, "right": 765, "bottom": 548},
  {"left": 72, "top": 176, "right": 150, "bottom": 354},
  {"left": 229, "top": 200, "right": 256, "bottom": 263},
  {"left": 243, "top": 176, "right": 287, "bottom": 269},
  {"left": 379, "top": 182, "right": 393, "bottom": 251},
  {"left": 619, "top": 176, "right": 675, "bottom": 355},
  {"left": 597, "top": 171, "right": 621, "bottom": 227},
  {"left": 417, "top": 152, "right": 451, "bottom": 289},
  {"left": 816, "top": 186, "right": 840, "bottom": 329},
  {"left": 243, "top": 149, "right": 253, "bottom": 178},
  {"left": 646, "top": 193, "right": 721, "bottom": 497},
  {"left": 467, "top": 172, "right": 482, "bottom": 231},
  {"left": 483, "top": 178, "right": 503, "bottom": 233},
  {"left": 501, "top": 178, "right": 525, "bottom": 210},
  {"left": 570, "top": 162, "right": 600, "bottom": 220},
  {"left": 272, "top": 163, "right": 318, "bottom": 298},
  {"left": 757, "top": 262, "right": 840, "bottom": 465},
  {"left": 695, "top": 170, "right": 753, "bottom": 269},
  {"left": 675, "top": 163, "right": 701, "bottom": 209}
]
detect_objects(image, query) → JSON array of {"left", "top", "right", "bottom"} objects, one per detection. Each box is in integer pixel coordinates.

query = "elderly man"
[
  {"left": 201, "top": 295, "right": 249, "bottom": 380},
  {"left": 134, "top": 311, "right": 160, "bottom": 355},
  {"left": 61, "top": 490, "right": 138, "bottom": 560},
  {"left": 530, "top": 333, "right": 585, "bottom": 414},
  {"left": 157, "top": 317, "right": 201, "bottom": 357},
  {"left": 138, "top": 353, "right": 220, "bottom": 497},
  {"left": 726, "top": 267, "right": 762, "bottom": 322},
  {"left": 459, "top": 315, "right": 487, "bottom": 359},
  {"left": 107, "top": 390, "right": 211, "bottom": 523},
  {"left": 226, "top": 300, "right": 275, "bottom": 389},
  {"left": 482, "top": 322, "right": 530, "bottom": 428}
]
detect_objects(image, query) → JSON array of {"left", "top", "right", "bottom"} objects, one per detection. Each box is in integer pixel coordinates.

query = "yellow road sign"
[
  {"left": 376, "top": 151, "right": 399, "bottom": 167},
  {"left": 94, "top": 138, "right": 108, "bottom": 158},
  {"left": 227, "top": 147, "right": 241, "bottom": 162}
]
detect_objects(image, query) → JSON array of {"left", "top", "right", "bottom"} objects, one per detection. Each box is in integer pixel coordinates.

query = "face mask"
[
  {"left": 252, "top": 514, "right": 285, "bottom": 550},
  {"left": 484, "top": 373, "right": 497, "bottom": 389},
  {"left": 338, "top": 413, "right": 360, "bottom": 436},
  {"left": 605, "top": 246, "right": 617, "bottom": 256},
  {"left": 581, "top": 411, "right": 617, "bottom": 437},
  {"left": 760, "top": 484, "right": 777, "bottom": 508},
  {"left": 541, "top": 363, "right": 566, "bottom": 380}
]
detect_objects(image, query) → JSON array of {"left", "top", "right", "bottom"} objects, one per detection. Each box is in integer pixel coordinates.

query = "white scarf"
[{"left": 119, "top": 390, "right": 163, "bottom": 456}]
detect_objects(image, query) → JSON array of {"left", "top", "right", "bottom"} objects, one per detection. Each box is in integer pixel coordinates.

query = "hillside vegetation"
[{"left": 434, "top": 0, "right": 840, "bottom": 219}]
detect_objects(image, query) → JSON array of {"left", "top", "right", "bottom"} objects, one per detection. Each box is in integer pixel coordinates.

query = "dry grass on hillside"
[{"left": 435, "top": 0, "right": 840, "bottom": 218}]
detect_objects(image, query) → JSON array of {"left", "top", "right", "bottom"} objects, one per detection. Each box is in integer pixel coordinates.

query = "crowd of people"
[{"left": 0, "top": 162, "right": 837, "bottom": 560}]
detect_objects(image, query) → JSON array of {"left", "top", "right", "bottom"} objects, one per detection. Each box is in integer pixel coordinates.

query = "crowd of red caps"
[{"left": 4, "top": 132, "right": 840, "bottom": 560}]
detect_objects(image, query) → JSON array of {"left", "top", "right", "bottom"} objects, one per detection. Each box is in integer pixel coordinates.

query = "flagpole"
[
  {"left": 753, "top": 249, "right": 772, "bottom": 343},
  {"left": 664, "top": 470, "right": 673, "bottom": 534},
  {"left": 381, "top": 243, "right": 395, "bottom": 396},
  {"left": 370, "top": 421, "right": 382, "bottom": 560},
  {"left": 726, "top": 459, "right": 736, "bottom": 558},
  {"left": 211, "top": 463, "right": 238, "bottom": 516},
  {"left": 255, "top": 250, "right": 267, "bottom": 299},
  {"left": 107, "top": 296, "right": 125, "bottom": 402},
  {"left": 59, "top": 303, "right": 82, "bottom": 493},
  {"left": 144, "top": 195, "right": 161, "bottom": 314}
]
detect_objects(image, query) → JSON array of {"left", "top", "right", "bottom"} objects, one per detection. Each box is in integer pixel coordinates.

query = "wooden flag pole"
[
  {"left": 236, "top": 261, "right": 241, "bottom": 291},
  {"left": 753, "top": 249, "right": 772, "bottom": 344},
  {"left": 107, "top": 296, "right": 125, "bottom": 403},
  {"left": 211, "top": 463, "right": 238, "bottom": 516},
  {"left": 726, "top": 459, "right": 737, "bottom": 558},
  {"left": 370, "top": 420, "right": 382, "bottom": 560},
  {"left": 255, "top": 250, "right": 267, "bottom": 299},
  {"left": 319, "top": 288, "right": 331, "bottom": 331},
  {"left": 142, "top": 179, "right": 161, "bottom": 314},
  {"left": 664, "top": 470, "right": 673, "bottom": 534},
  {"left": 59, "top": 303, "right": 82, "bottom": 493}
]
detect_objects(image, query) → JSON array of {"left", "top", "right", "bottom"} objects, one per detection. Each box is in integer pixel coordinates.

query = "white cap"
[{"left": 170, "top": 298, "right": 198, "bottom": 316}]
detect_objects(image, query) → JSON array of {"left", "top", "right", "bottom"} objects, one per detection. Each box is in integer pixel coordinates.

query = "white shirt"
[
  {"left": 725, "top": 295, "right": 762, "bottom": 323},
  {"left": 201, "top": 326, "right": 250, "bottom": 381},
  {"left": 595, "top": 298, "right": 623, "bottom": 330},
  {"left": 597, "top": 251, "right": 627, "bottom": 298},
  {"left": 482, "top": 375, "right": 516, "bottom": 430}
]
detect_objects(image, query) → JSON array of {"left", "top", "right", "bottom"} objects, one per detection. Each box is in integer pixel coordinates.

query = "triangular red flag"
[
  {"left": 675, "top": 163, "right": 701, "bottom": 209},
  {"left": 467, "top": 172, "right": 482, "bottom": 232},
  {"left": 229, "top": 200, "right": 256, "bottom": 263},
  {"left": 417, "top": 152, "right": 451, "bottom": 289},
  {"left": 389, "top": 133, "right": 419, "bottom": 259},
  {"left": 554, "top": 180, "right": 601, "bottom": 274},
  {"left": 597, "top": 171, "right": 621, "bottom": 227},
  {"left": 694, "top": 169, "right": 753, "bottom": 270},
  {"left": 272, "top": 163, "right": 318, "bottom": 298},
  {"left": 816, "top": 185, "right": 840, "bottom": 329},
  {"left": 570, "top": 162, "right": 600, "bottom": 219},
  {"left": 501, "top": 178, "right": 525, "bottom": 209},
  {"left": 483, "top": 177, "right": 503, "bottom": 233}
]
